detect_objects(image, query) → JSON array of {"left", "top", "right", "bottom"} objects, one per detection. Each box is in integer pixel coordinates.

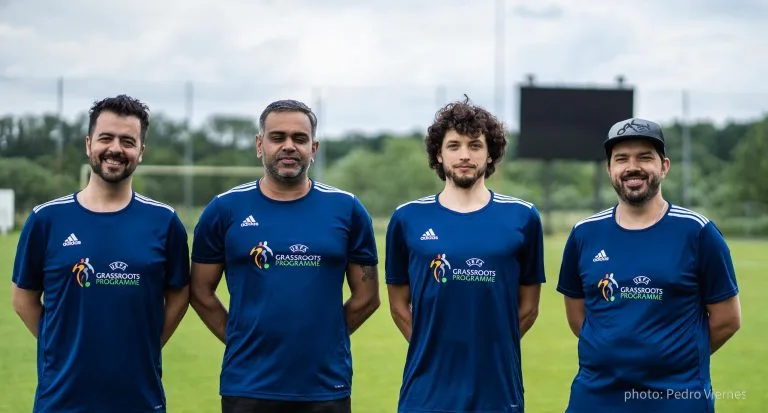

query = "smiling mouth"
[
  {"left": 102, "top": 158, "right": 126, "bottom": 166},
  {"left": 622, "top": 176, "right": 647, "bottom": 188}
]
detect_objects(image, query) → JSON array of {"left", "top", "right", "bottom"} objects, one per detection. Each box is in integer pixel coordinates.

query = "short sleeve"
[
  {"left": 519, "top": 206, "right": 546, "bottom": 285},
  {"left": 385, "top": 211, "right": 409, "bottom": 285},
  {"left": 347, "top": 197, "right": 379, "bottom": 266},
  {"left": 698, "top": 222, "right": 739, "bottom": 304},
  {"left": 12, "top": 212, "right": 47, "bottom": 291},
  {"left": 557, "top": 228, "right": 585, "bottom": 298},
  {"left": 191, "top": 196, "right": 227, "bottom": 264},
  {"left": 165, "top": 213, "right": 191, "bottom": 289}
]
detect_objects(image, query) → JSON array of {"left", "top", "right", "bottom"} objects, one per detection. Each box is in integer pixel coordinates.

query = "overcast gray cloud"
[{"left": 1, "top": 0, "right": 766, "bottom": 136}]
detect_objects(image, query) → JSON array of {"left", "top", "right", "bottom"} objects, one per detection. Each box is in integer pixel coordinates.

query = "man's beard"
[
  {"left": 444, "top": 163, "right": 486, "bottom": 189},
  {"left": 612, "top": 171, "right": 661, "bottom": 206},
  {"left": 265, "top": 154, "right": 310, "bottom": 185},
  {"left": 89, "top": 151, "right": 135, "bottom": 183}
]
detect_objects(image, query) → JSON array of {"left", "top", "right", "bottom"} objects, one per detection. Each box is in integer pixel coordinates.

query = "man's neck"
[
  {"left": 77, "top": 177, "right": 134, "bottom": 213},
  {"left": 616, "top": 193, "right": 668, "bottom": 230},
  {"left": 259, "top": 174, "right": 312, "bottom": 201},
  {"left": 438, "top": 179, "right": 491, "bottom": 213}
]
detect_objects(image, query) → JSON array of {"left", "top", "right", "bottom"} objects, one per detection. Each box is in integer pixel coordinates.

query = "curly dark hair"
[
  {"left": 88, "top": 95, "right": 150, "bottom": 142},
  {"left": 425, "top": 96, "right": 507, "bottom": 180}
]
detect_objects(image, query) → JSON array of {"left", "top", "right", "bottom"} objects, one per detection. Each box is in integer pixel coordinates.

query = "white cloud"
[{"left": 0, "top": 0, "right": 766, "bottom": 135}]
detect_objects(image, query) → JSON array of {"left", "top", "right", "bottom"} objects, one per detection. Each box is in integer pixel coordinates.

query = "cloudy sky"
[{"left": 1, "top": 0, "right": 766, "bottom": 136}]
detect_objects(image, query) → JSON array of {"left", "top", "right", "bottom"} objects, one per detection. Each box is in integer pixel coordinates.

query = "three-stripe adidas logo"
[
  {"left": 63, "top": 233, "right": 81, "bottom": 247},
  {"left": 241, "top": 215, "right": 259, "bottom": 227},
  {"left": 593, "top": 249, "right": 609, "bottom": 262},
  {"left": 420, "top": 228, "right": 438, "bottom": 240}
]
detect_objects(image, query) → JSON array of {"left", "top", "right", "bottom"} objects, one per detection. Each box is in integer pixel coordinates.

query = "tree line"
[{"left": 1, "top": 112, "right": 767, "bottom": 235}]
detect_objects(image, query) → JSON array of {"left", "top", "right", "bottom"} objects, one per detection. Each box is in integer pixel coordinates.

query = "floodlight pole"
[
  {"left": 183, "top": 81, "right": 194, "bottom": 213},
  {"left": 312, "top": 87, "right": 325, "bottom": 182},
  {"left": 494, "top": 0, "right": 506, "bottom": 120},
  {"left": 682, "top": 90, "right": 691, "bottom": 207},
  {"left": 435, "top": 85, "right": 446, "bottom": 110},
  {"left": 56, "top": 77, "right": 64, "bottom": 189}
]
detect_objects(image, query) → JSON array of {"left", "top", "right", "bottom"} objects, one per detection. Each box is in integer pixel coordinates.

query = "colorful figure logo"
[
  {"left": 250, "top": 241, "right": 273, "bottom": 269},
  {"left": 429, "top": 253, "right": 451, "bottom": 283},
  {"left": 598, "top": 273, "right": 619, "bottom": 302},
  {"left": 72, "top": 258, "right": 94, "bottom": 287}
]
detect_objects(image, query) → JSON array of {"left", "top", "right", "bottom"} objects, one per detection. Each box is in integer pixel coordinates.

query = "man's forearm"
[
  {"left": 161, "top": 288, "right": 190, "bottom": 346},
  {"left": 519, "top": 307, "right": 539, "bottom": 338},
  {"left": 709, "top": 320, "right": 739, "bottom": 354},
  {"left": 191, "top": 293, "right": 228, "bottom": 344},
  {"left": 344, "top": 294, "right": 380, "bottom": 334},
  {"left": 391, "top": 307, "right": 412, "bottom": 342},
  {"left": 15, "top": 302, "right": 43, "bottom": 338}
]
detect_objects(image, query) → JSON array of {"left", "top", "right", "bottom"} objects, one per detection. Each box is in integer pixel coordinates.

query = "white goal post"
[
  {"left": 0, "top": 189, "right": 14, "bottom": 235},
  {"left": 79, "top": 164, "right": 264, "bottom": 189}
]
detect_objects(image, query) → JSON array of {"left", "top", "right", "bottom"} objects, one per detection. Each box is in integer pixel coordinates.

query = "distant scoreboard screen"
[{"left": 517, "top": 86, "right": 634, "bottom": 161}]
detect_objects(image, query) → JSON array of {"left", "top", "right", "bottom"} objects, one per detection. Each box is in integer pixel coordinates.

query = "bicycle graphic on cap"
[{"left": 617, "top": 119, "right": 651, "bottom": 135}]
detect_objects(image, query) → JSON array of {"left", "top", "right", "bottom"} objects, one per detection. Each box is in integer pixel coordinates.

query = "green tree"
[
  {"left": 725, "top": 116, "right": 768, "bottom": 214},
  {"left": 0, "top": 157, "right": 78, "bottom": 213},
  {"left": 324, "top": 138, "right": 441, "bottom": 217}
]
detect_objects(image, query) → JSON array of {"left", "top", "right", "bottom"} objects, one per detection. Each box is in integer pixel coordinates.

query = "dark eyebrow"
[{"left": 98, "top": 133, "right": 136, "bottom": 141}]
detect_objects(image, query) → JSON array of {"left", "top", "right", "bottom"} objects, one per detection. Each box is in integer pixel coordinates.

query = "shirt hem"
[
  {"left": 220, "top": 390, "right": 351, "bottom": 402},
  {"left": 12, "top": 281, "right": 43, "bottom": 291},
  {"left": 191, "top": 256, "right": 224, "bottom": 264},
  {"left": 704, "top": 287, "right": 739, "bottom": 304},
  {"left": 399, "top": 408, "right": 522, "bottom": 413},
  {"left": 348, "top": 258, "right": 379, "bottom": 266},
  {"left": 556, "top": 285, "right": 585, "bottom": 298}
]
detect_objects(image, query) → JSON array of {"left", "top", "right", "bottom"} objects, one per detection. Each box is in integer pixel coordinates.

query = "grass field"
[{"left": 1, "top": 225, "right": 765, "bottom": 413}]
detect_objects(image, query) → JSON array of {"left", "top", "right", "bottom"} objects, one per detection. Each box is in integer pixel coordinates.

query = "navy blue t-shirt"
[
  {"left": 12, "top": 192, "right": 191, "bottom": 413},
  {"left": 385, "top": 192, "right": 546, "bottom": 413},
  {"left": 191, "top": 180, "right": 378, "bottom": 401},
  {"left": 557, "top": 205, "right": 739, "bottom": 413}
]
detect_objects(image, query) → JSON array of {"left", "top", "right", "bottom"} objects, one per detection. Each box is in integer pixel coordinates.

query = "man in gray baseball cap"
[
  {"left": 555, "top": 117, "right": 741, "bottom": 412},
  {"left": 603, "top": 117, "right": 666, "bottom": 159}
]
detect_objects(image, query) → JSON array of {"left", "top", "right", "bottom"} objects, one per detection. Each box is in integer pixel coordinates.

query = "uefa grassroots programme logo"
[
  {"left": 428, "top": 255, "right": 497, "bottom": 284},
  {"left": 598, "top": 273, "right": 619, "bottom": 302},
  {"left": 598, "top": 273, "right": 664, "bottom": 302},
  {"left": 430, "top": 254, "right": 451, "bottom": 283},
  {"left": 72, "top": 258, "right": 94, "bottom": 287},
  {"left": 72, "top": 259, "right": 141, "bottom": 287},
  {"left": 250, "top": 241, "right": 274, "bottom": 269}
]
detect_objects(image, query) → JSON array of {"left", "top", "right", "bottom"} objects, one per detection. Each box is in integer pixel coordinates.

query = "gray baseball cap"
[{"left": 604, "top": 118, "right": 666, "bottom": 158}]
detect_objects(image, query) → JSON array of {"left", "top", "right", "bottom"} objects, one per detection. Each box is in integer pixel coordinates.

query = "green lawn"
[{"left": 0, "top": 229, "right": 764, "bottom": 412}]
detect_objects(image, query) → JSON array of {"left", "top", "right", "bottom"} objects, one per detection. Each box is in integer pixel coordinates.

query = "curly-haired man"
[{"left": 385, "top": 97, "right": 546, "bottom": 413}]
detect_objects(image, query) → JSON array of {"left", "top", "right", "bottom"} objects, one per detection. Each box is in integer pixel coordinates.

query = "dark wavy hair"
[
  {"left": 425, "top": 96, "right": 507, "bottom": 180},
  {"left": 88, "top": 95, "right": 150, "bottom": 142}
]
